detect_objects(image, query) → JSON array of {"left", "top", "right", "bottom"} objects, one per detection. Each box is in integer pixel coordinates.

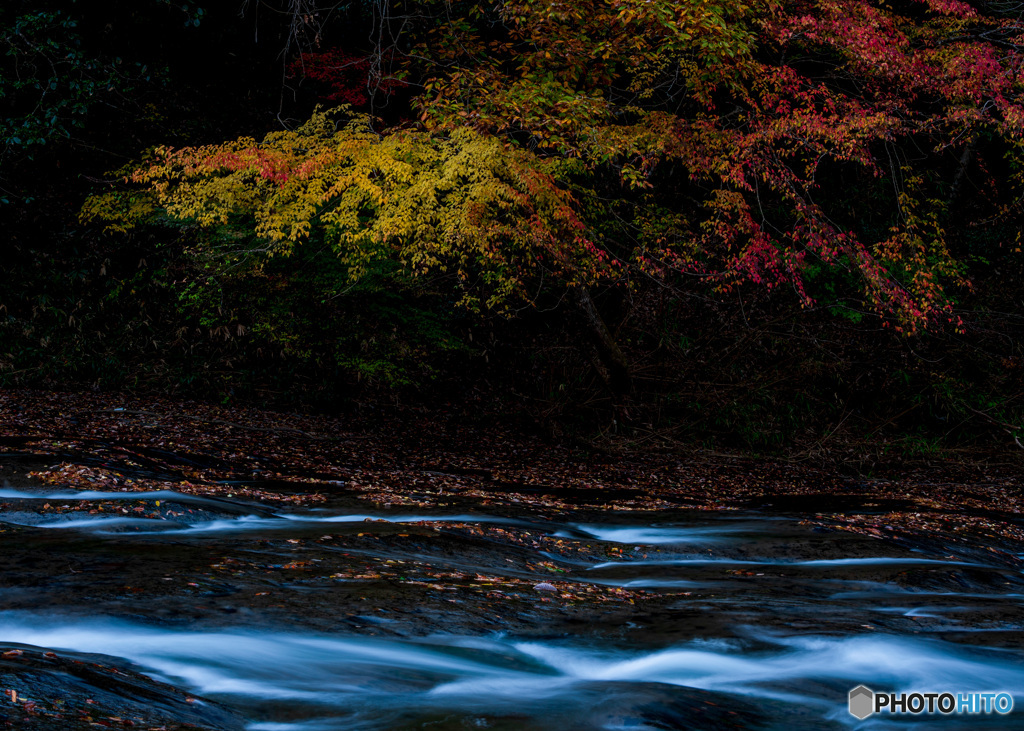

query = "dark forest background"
[{"left": 2, "top": 0, "right": 1023, "bottom": 465}]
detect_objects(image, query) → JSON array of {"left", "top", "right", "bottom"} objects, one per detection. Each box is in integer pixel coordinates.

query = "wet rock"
[{"left": 0, "top": 645, "right": 244, "bottom": 730}]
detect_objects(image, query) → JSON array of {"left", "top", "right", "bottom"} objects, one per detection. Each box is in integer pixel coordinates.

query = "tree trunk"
[
  {"left": 949, "top": 140, "right": 975, "bottom": 204},
  {"left": 574, "top": 286, "right": 631, "bottom": 397}
]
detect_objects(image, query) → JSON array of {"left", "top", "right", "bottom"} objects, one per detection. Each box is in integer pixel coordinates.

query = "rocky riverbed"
[{"left": 0, "top": 390, "right": 1022, "bottom": 729}]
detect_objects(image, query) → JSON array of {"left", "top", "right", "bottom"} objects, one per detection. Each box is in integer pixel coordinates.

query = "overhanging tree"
[{"left": 83, "top": 0, "right": 1024, "bottom": 393}]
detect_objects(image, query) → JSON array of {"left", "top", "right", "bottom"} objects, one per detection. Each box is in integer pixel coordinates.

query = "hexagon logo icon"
[{"left": 849, "top": 685, "right": 875, "bottom": 719}]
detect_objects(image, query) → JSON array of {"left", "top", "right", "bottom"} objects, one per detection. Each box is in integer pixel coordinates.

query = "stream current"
[{"left": 1, "top": 462, "right": 1022, "bottom": 729}]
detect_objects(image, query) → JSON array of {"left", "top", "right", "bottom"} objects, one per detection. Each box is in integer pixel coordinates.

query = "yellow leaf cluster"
[{"left": 95, "top": 110, "right": 617, "bottom": 311}]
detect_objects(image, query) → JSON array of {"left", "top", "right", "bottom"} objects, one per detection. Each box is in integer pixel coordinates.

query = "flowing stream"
[{"left": 1, "top": 453, "right": 1022, "bottom": 730}]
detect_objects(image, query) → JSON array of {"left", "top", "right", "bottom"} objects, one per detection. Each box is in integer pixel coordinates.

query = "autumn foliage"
[
  {"left": 85, "top": 0, "right": 1024, "bottom": 333},
  {"left": 285, "top": 49, "right": 408, "bottom": 107}
]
